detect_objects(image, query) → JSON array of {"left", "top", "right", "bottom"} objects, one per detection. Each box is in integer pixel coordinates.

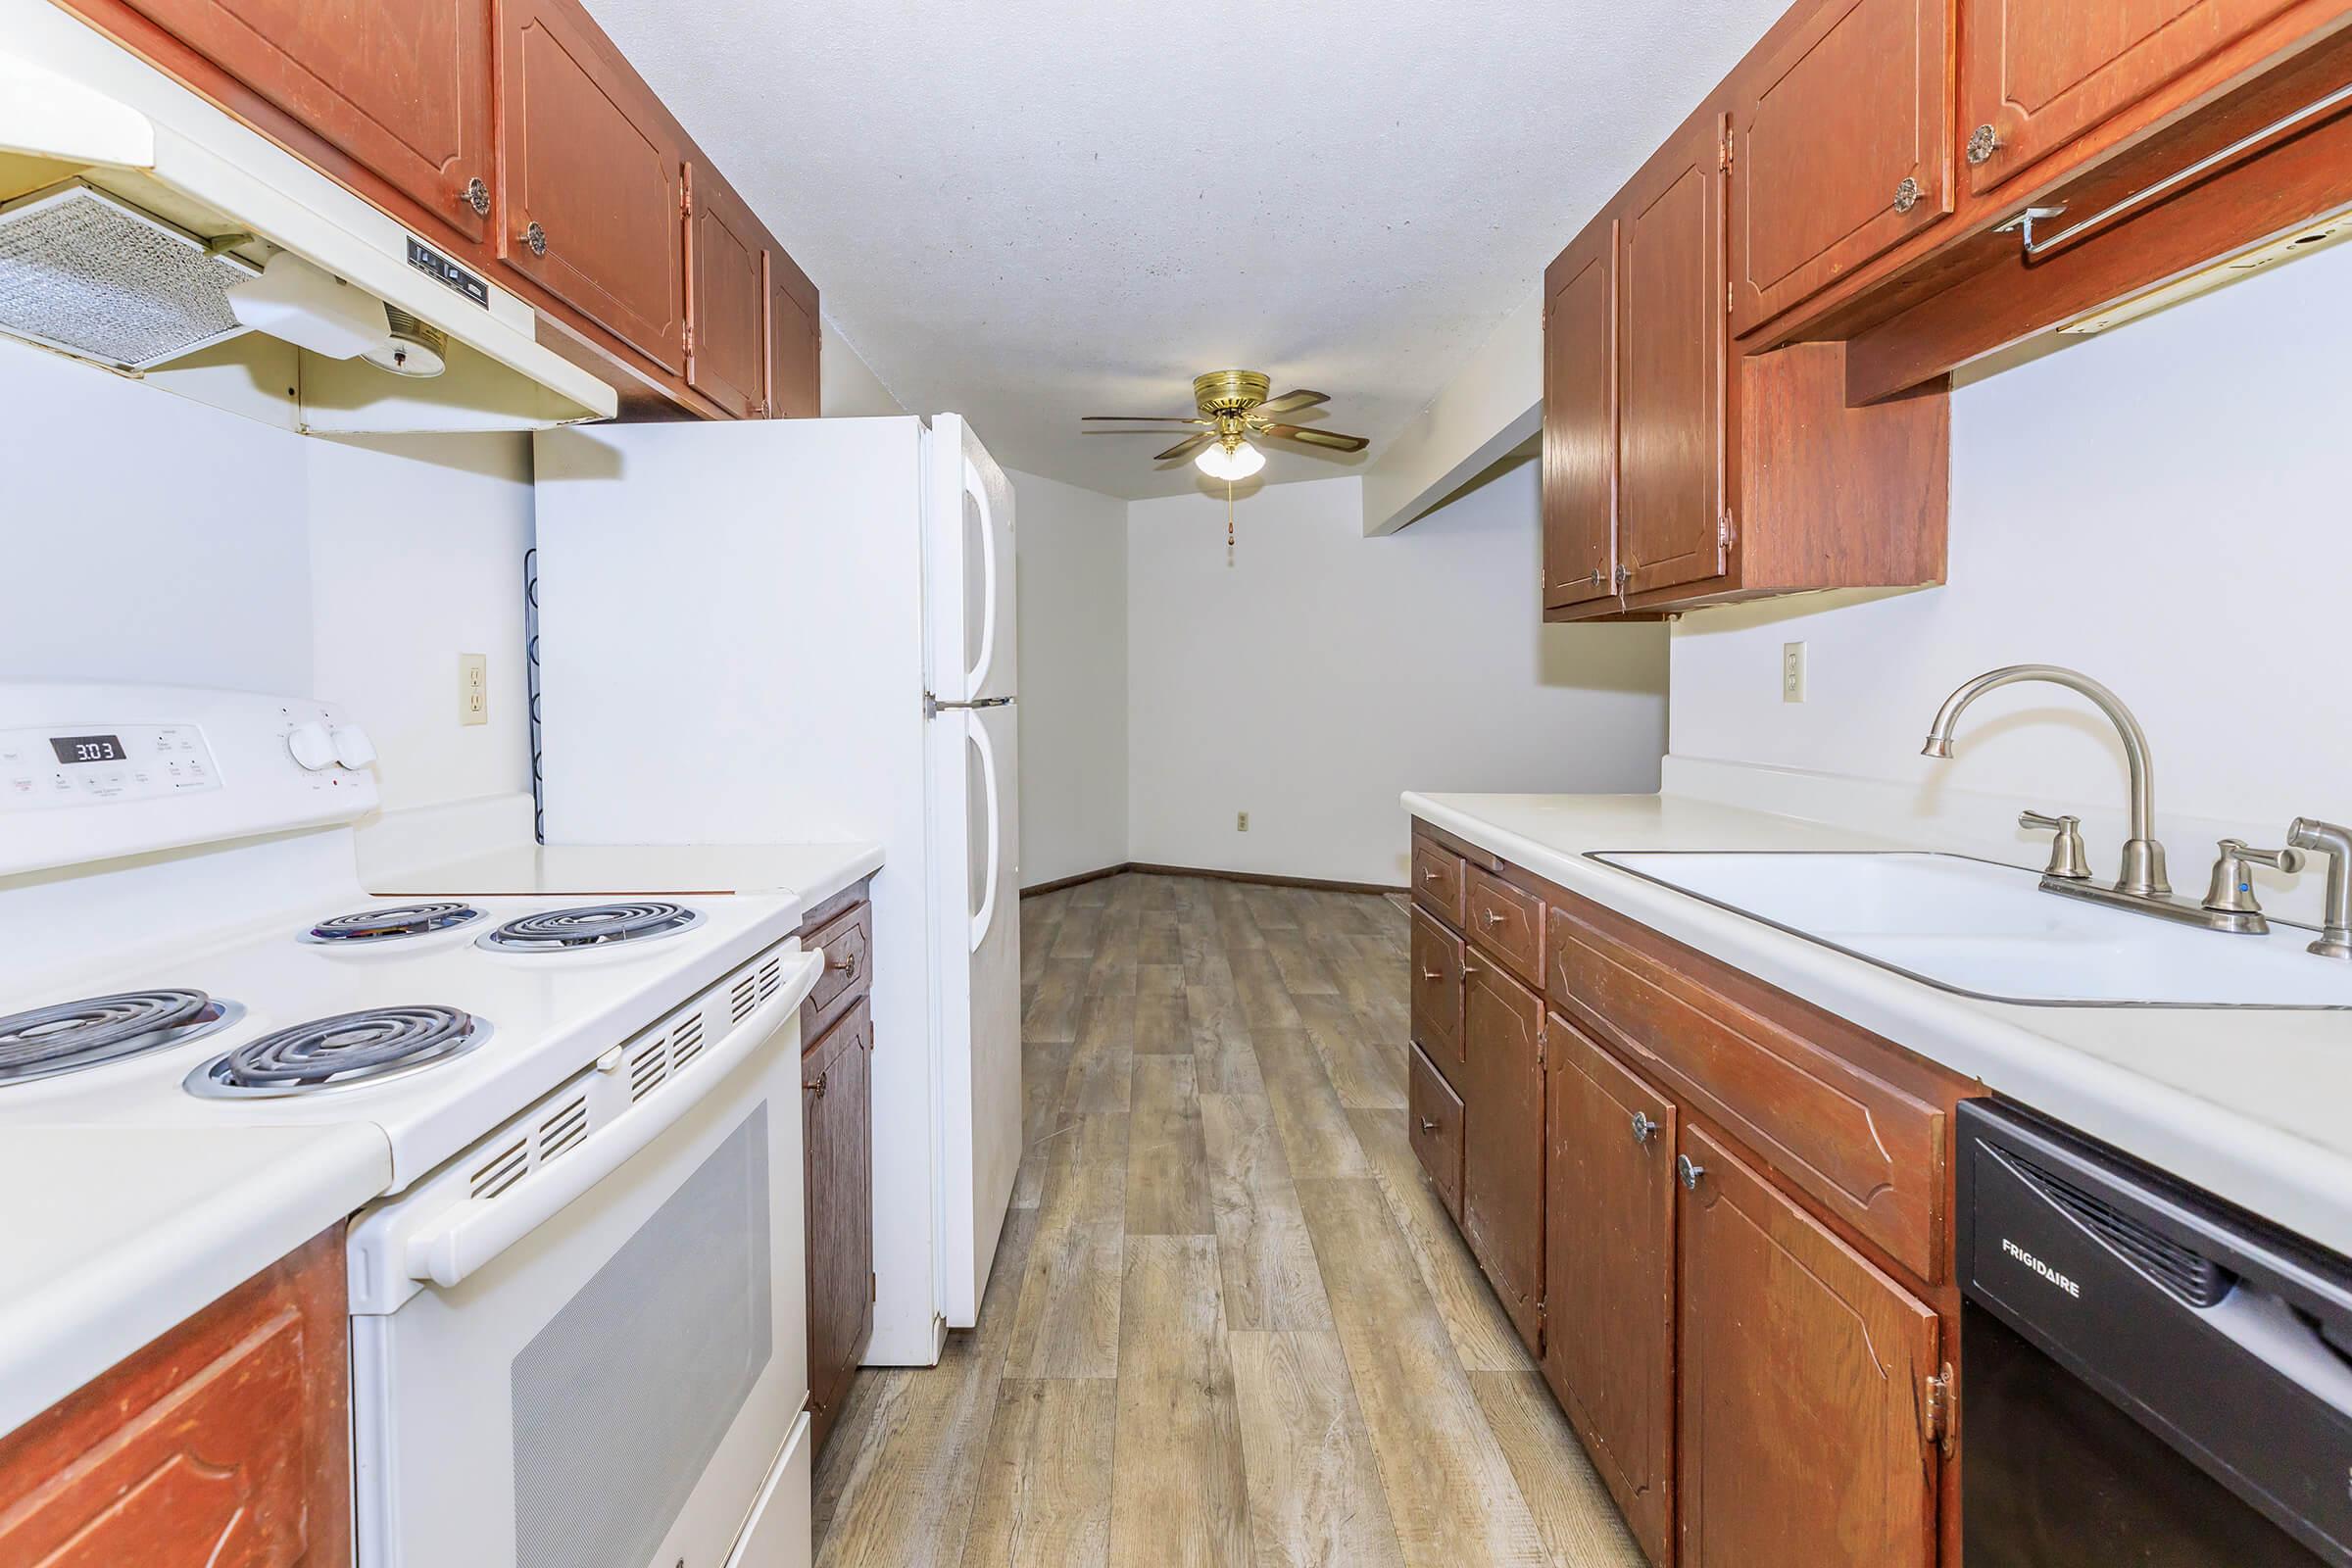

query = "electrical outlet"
[
  {"left": 1782, "top": 641, "right": 1807, "bottom": 704},
  {"left": 1237, "top": 811, "right": 1250, "bottom": 832},
  {"left": 459, "top": 653, "right": 488, "bottom": 726}
]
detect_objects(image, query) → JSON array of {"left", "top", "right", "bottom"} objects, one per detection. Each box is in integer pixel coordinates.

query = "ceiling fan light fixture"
[{"left": 1196, "top": 438, "right": 1264, "bottom": 481}]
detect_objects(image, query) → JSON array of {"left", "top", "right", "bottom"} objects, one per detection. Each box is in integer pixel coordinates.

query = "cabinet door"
[
  {"left": 1459, "top": 957, "right": 1545, "bottom": 1353},
  {"left": 805, "top": 1001, "right": 874, "bottom": 1455},
  {"left": 1543, "top": 215, "right": 1618, "bottom": 611},
  {"left": 1409, "top": 1043, "right": 1465, "bottom": 1222},
  {"left": 1732, "top": 0, "right": 1952, "bottom": 333},
  {"left": 1678, "top": 1124, "right": 1940, "bottom": 1568},
  {"left": 1544, "top": 1016, "right": 1676, "bottom": 1565},
  {"left": 767, "top": 257, "right": 823, "bottom": 419},
  {"left": 495, "top": 0, "right": 687, "bottom": 370},
  {"left": 1961, "top": 0, "right": 2307, "bottom": 194},
  {"left": 686, "top": 167, "right": 771, "bottom": 418},
  {"left": 1617, "top": 114, "right": 1730, "bottom": 601}
]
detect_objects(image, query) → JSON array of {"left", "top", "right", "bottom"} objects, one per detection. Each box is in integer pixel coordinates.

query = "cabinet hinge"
[
  {"left": 1536, "top": 1021, "right": 1547, "bottom": 1068},
  {"left": 1719, "top": 130, "right": 1734, "bottom": 173},
  {"left": 683, "top": 321, "right": 694, "bottom": 358},
  {"left": 681, "top": 185, "right": 694, "bottom": 219},
  {"left": 871, "top": 1272, "right": 878, "bottom": 1301},
  {"left": 1922, "top": 1362, "right": 1955, "bottom": 1452},
  {"left": 1717, "top": 510, "right": 1737, "bottom": 552}
]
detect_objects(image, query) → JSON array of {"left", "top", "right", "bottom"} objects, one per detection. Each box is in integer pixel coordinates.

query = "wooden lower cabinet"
[
  {"left": 0, "top": 1228, "right": 351, "bottom": 1567},
  {"left": 1544, "top": 1014, "right": 1677, "bottom": 1565},
  {"left": 1459, "top": 955, "right": 1546, "bottom": 1354},
  {"left": 801, "top": 882, "right": 877, "bottom": 1458},
  {"left": 1676, "top": 1123, "right": 1942, "bottom": 1568}
]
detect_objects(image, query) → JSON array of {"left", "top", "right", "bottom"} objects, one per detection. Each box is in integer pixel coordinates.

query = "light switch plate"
[
  {"left": 460, "top": 653, "right": 488, "bottom": 726},
  {"left": 1782, "top": 642, "right": 1807, "bottom": 704}
]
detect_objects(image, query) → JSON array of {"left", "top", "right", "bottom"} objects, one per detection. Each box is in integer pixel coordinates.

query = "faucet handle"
[
  {"left": 2202, "top": 839, "right": 2306, "bottom": 916},
  {"left": 2020, "top": 810, "right": 2092, "bottom": 881}
]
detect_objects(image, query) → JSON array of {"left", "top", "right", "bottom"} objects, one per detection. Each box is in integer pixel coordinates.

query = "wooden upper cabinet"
[
  {"left": 1544, "top": 1014, "right": 1676, "bottom": 1566},
  {"left": 1960, "top": 0, "right": 2309, "bottom": 193},
  {"left": 686, "top": 165, "right": 771, "bottom": 418},
  {"left": 495, "top": 0, "right": 688, "bottom": 371},
  {"left": 102, "top": 0, "right": 495, "bottom": 242},
  {"left": 1542, "top": 214, "right": 1618, "bottom": 612},
  {"left": 1459, "top": 958, "right": 1546, "bottom": 1354},
  {"left": 1617, "top": 110, "right": 1731, "bottom": 602},
  {"left": 1732, "top": 0, "right": 1953, "bottom": 334},
  {"left": 767, "top": 251, "right": 823, "bottom": 419},
  {"left": 1677, "top": 1123, "right": 1941, "bottom": 1568}
]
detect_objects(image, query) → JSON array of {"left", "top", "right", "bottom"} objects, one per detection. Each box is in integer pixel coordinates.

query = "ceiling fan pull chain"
[{"left": 1227, "top": 480, "right": 1237, "bottom": 564}]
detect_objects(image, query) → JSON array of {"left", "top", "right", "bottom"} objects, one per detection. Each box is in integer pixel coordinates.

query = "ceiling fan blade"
[
  {"left": 1083, "top": 415, "right": 1209, "bottom": 424},
  {"left": 1155, "top": 433, "right": 1214, "bottom": 462},
  {"left": 1256, "top": 389, "right": 1331, "bottom": 416},
  {"left": 1260, "top": 422, "right": 1370, "bottom": 453}
]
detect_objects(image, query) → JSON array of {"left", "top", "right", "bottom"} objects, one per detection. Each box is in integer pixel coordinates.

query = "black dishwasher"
[{"left": 1958, "top": 1100, "right": 2352, "bottom": 1565}]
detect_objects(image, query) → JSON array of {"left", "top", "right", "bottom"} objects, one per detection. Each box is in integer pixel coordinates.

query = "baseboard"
[
  {"left": 1019, "top": 863, "right": 1131, "bottom": 897},
  {"left": 1022, "top": 861, "right": 1410, "bottom": 899},
  {"left": 1125, "top": 861, "right": 1410, "bottom": 898}
]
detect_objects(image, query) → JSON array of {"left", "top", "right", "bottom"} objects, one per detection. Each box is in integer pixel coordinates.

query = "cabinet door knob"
[
  {"left": 1418, "top": 1116, "right": 1440, "bottom": 1135},
  {"left": 1966, "top": 123, "right": 2001, "bottom": 166},
  {"left": 807, "top": 1071, "right": 828, "bottom": 1099},
  {"left": 1676, "top": 1153, "right": 1705, "bottom": 1192},
  {"left": 1630, "top": 1111, "right": 1659, "bottom": 1147},
  {"left": 828, "top": 950, "right": 858, "bottom": 974},
  {"left": 1424, "top": 868, "right": 1441, "bottom": 883},
  {"left": 523, "top": 220, "right": 548, "bottom": 258},
  {"left": 461, "top": 175, "right": 491, "bottom": 216},
  {"left": 1420, "top": 968, "right": 1442, "bottom": 982},
  {"left": 1482, "top": 908, "right": 1504, "bottom": 926},
  {"left": 1893, "top": 176, "right": 1922, "bottom": 214}
]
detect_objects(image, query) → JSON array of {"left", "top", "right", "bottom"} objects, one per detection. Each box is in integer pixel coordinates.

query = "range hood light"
[{"left": 363, "top": 308, "right": 448, "bottom": 378}]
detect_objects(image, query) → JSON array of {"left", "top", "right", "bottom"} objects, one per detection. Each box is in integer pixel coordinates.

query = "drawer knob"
[
  {"left": 1420, "top": 968, "right": 1442, "bottom": 982},
  {"left": 1966, "top": 123, "right": 2001, "bottom": 166},
  {"left": 523, "top": 220, "right": 548, "bottom": 258},
  {"left": 1676, "top": 1153, "right": 1705, "bottom": 1192},
  {"left": 1424, "top": 869, "right": 1441, "bottom": 883},
  {"left": 1418, "top": 1116, "right": 1440, "bottom": 1136},
  {"left": 828, "top": 950, "right": 858, "bottom": 974},
  {"left": 1892, "top": 175, "right": 1922, "bottom": 214},
  {"left": 461, "top": 175, "right": 490, "bottom": 216},
  {"left": 1483, "top": 908, "right": 1505, "bottom": 926},
  {"left": 1630, "top": 1111, "right": 1659, "bottom": 1147},
  {"left": 807, "top": 1071, "right": 829, "bottom": 1099}
]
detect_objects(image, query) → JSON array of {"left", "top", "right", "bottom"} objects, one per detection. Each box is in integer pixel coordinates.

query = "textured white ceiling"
[{"left": 585, "top": 1, "right": 1788, "bottom": 498}]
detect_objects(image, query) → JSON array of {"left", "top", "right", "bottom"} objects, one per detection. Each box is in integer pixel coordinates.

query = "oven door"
[{"left": 350, "top": 952, "right": 817, "bottom": 1568}]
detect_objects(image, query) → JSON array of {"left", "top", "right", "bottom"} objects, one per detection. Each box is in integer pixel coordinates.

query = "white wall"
[
  {"left": 1127, "top": 467, "right": 1669, "bottom": 886},
  {"left": 1009, "top": 467, "right": 1129, "bottom": 886},
  {"left": 820, "top": 317, "right": 906, "bottom": 416},
  {"left": 0, "top": 338, "right": 534, "bottom": 814},
  {"left": 1668, "top": 237, "right": 2352, "bottom": 876}
]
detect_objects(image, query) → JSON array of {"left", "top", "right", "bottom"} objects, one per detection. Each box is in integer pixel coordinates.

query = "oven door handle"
[{"left": 401, "top": 950, "right": 822, "bottom": 1292}]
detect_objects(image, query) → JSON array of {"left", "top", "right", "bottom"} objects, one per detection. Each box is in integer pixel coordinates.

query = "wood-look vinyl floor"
[{"left": 812, "top": 872, "right": 1643, "bottom": 1568}]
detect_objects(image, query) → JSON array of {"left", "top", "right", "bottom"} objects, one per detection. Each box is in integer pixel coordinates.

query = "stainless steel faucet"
[
  {"left": 2287, "top": 818, "right": 2352, "bottom": 959},
  {"left": 1922, "top": 664, "right": 2170, "bottom": 897}
]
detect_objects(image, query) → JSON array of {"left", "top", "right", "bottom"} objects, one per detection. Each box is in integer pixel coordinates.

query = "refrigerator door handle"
[
  {"left": 966, "top": 710, "right": 1002, "bottom": 953},
  {"left": 962, "top": 454, "right": 999, "bottom": 698}
]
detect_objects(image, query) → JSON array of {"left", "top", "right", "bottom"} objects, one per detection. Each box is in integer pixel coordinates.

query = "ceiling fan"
[{"left": 1083, "top": 369, "right": 1371, "bottom": 481}]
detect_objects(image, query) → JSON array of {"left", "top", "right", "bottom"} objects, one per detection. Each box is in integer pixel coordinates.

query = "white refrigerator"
[{"left": 532, "top": 415, "right": 1021, "bottom": 1366}]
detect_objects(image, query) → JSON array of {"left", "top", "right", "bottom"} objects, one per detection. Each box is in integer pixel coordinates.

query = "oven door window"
[{"left": 512, "top": 1106, "right": 772, "bottom": 1568}]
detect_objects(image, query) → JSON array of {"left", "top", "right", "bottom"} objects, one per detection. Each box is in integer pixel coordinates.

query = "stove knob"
[
  {"left": 332, "top": 724, "right": 378, "bottom": 771},
  {"left": 286, "top": 721, "right": 335, "bottom": 771}
]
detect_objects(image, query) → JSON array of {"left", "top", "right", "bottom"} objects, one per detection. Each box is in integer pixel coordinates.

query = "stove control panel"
[
  {"left": 0, "top": 723, "right": 223, "bottom": 812},
  {"left": 0, "top": 684, "right": 380, "bottom": 879}
]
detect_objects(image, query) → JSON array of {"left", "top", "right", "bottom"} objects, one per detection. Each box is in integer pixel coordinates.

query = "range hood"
[{"left": 0, "top": 1, "right": 615, "bottom": 434}]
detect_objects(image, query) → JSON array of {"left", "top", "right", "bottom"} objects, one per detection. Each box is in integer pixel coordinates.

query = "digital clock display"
[{"left": 50, "top": 734, "right": 126, "bottom": 764}]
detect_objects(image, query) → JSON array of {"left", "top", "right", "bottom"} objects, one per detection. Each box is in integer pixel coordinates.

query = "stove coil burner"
[
  {"left": 304, "top": 903, "right": 484, "bottom": 944},
  {"left": 186, "top": 1004, "right": 488, "bottom": 1098},
  {"left": 0, "top": 989, "right": 240, "bottom": 1086},
  {"left": 478, "top": 901, "right": 703, "bottom": 954}
]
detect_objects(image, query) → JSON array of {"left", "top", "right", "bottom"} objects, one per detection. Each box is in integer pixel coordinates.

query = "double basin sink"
[{"left": 1592, "top": 852, "right": 2352, "bottom": 1010}]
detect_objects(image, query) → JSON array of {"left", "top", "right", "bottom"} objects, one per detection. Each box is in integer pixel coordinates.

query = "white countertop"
[
  {"left": 368, "top": 840, "right": 884, "bottom": 909},
  {"left": 0, "top": 1123, "right": 392, "bottom": 1437},
  {"left": 1406, "top": 790, "right": 2352, "bottom": 1257}
]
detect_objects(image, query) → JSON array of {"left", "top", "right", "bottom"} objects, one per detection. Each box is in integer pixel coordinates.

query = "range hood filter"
[{"left": 0, "top": 179, "right": 259, "bottom": 370}]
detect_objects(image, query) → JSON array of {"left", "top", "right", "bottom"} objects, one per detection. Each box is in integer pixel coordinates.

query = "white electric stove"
[{"left": 0, "top": 682, "right": 820, "bottom": 1568}]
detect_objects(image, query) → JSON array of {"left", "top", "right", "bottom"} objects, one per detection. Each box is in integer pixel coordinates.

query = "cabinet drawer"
[
  {"left": 1465, "top": 866, "right": 1544, "bottom": 987},
  {"left": 1409, "top": 907, "right": 1465, "bottom": 1065},
  {"left": 801, "top": 899, "right": 872, "bottom": 1047},
  {"left": 1547, "top": 893, "right": 1953, "bottom": 1281},
  {"left": 1412, "top": 839, "right": 1466, "bottom": 926},
  {"left": 1409, "top": 1044, "right": 1465, "bottom": 1223}
]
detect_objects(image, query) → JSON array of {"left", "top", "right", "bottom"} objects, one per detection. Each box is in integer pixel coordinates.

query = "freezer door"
[{"left": 924, "top": 414, "right": 1019, "bottom": 705}]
